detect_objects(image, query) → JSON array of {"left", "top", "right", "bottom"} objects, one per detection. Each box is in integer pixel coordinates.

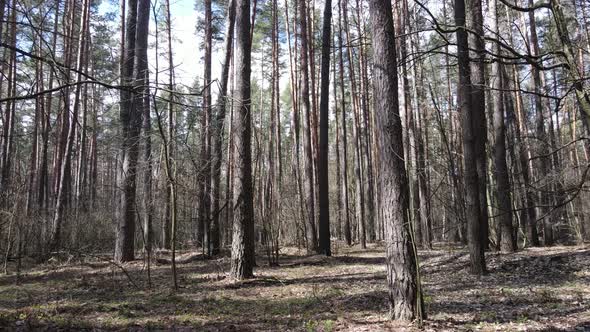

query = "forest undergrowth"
[{"left": 0, "top": 243, "right": 589, "bottom": 331}]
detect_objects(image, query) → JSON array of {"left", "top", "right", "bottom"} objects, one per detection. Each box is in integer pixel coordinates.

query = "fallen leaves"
[{"left": 0, "top": 243, "right": 588, "bottom": 331}]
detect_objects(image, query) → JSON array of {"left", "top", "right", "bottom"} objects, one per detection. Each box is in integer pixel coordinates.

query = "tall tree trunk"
[
  {"left": 26, "top": 34, "right": 42, "bottom": 215},
  {"left": 0, "top": 0, "right": 16, "bottom": 207},
  {"left": 368, "top": 0, "right": 424, "bottom": 320},
  {"left": 74, "top": 29, "right": 91, "bottom": 216},
  {"left": 89, "top": 70, "right": 98, "bottom": 209},
  {"left": 284, "top": 0, "right": 306, "bottom": 249},
  {"left": 333, "top": 46, "right": 342, "bottom": 240},
  {"left": 511, "top": 63, "right": 540, "bottom": 246},
  {"left": 272, "top": 0, "right": 282, "bottom": 260},
  {"left": 396, "top": 0, "right": 421, "bottom": 247},
  {"left": 51, "top": 0, "right": 76, "bottom": 208},
  {"left": 38, "top": 0, "right": 61, "bottom": 234},
  {"left": 51, "top": 0, "right": 91, "bottom": 252},
  {"left": 456, "top": 0, "right": 486, "bottom": 274},
  {"left": 199, "top": 0, "right": 213, "bottom": 255},
  {"left": 503, "top": 8, "right": 539, "bottom": 246},
  {"left": 355, "top": 0, "right": 375, "bottom": 242},
  {"left": 468, "top": 0, "right": 489, "bottom": 250},
  {"left": 490, "top": 0, "right": 515, "bottom": 253},
  {"left": 342, "top": 0, "right": 366, "bottom": 248},
  {"left": 230, "top": 0, "right": 255, "bottom": 279},
  {"left": 135, "top": 0, "right": 152, "bottom": 254},
  {"left": 115, "top": 0, "right": 140, "bottom": 262},
  {"left": 162, "top": 0, "right": 174, "bottom": 250},
  {"left": 210, "top": 0, "right": 236, "bottom": 256},
  {"left": 337, "top": 0, "right": 351, "bottom": 246},
  {"left": 527, "top": 0, "right": 554, "bottom": 246},
  {"left": 298, "top": 0, "right": 318, "bottom": 253},
  {"left": 551, "top": 0, "right": 590, "bottom": 137},
  {"left": 317, "top": 0, "right": 332, "bottom": 256},
  {"left": 442, "top": 0, "right": 465, "bottom": 243}
]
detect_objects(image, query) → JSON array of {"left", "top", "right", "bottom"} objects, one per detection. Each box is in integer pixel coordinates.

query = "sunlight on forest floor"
[{"left": 0, "top": 243, "right": 589, "bottom": 331}]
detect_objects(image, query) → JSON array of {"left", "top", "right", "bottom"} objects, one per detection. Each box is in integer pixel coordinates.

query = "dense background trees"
[{"left": 1, "top": 0, "right": 590, "bottom": 322}]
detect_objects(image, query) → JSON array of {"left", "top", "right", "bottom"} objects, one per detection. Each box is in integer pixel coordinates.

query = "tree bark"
[
  {"left": 317, "top": 0, "right": 332, "bottom": 256},
  {"left": 298, "top": 0, "right": 318, "bottom": 253},
  {"left": 456, "top": 0, "right": 486, "bottom": 274},
  {"left": 342, "top": 0, "right": 366, "bottom": 248},
  {"left": 162, "top": 0, "right": 175, "bottom": 250},
  {"left": 210, "top": 0, "right": 236, "bottom": 256},
  {"left": 230, "top": 0, "right": 255, "bottom": 279},
  {"left": 337, "top": 0, "right": 351, "bottom": 246},
  {"left": 490, "top": 0, "right": 515, "bottom": 253},
  {"left": 199, "top": 0, "right": 213, "bottom": 255},
  {"left": 135, "top": 0, "right": 152, "bottom": 254},
  {"left": 526, "top": 0, "right": 554, "bottom": 246},
  {"left": 467, "top": 0, "right": 489, "bottom": 250},
  {"left": 51, "top": 0, "right": 90, "bottom": 252},
  {"left": 115, "top": 0, "right": 140, "bottom": 262},
  {"left": 368, "top": 0, "right": 424, "bottom": 320}
]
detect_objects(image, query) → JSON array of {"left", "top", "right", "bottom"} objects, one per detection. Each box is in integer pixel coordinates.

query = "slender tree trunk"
[
  {"left": 333, "top": 47, "right": 342, "bottom": 240},
  {"left": 210, "top": 0, "right": 236, "bottom": 256},
  {"left": 26, "top": 35, "right": 41, "bottom": 215},
  {"left": 551, "top": 0, "right": 590, "bottom": 138},
  {"left": 456, "top": 0, "right": 486, "bottom": 274},
  {"left": 490, "top": 0, "right": 515, "bottom": 253},
  {"left": 0, "top": 0, "right": 16, "bottom": 207},
  {"left": 75, "top": 31, "right": 91, "bottom": 216},
  {"left": 135, "top": 0, "right": 152, "bottom": 254},
  {"left": 153, "top": 76, "right": 178, "bottom": 291},
  {"left": 442, "top": 0, "right": 465, "bottom": 243},
  {"left": 337, "top": 0, "right": 351, "bottom": 246},
  {"left": 355, "top": 0, "right": 375, "bottom": 243},
  {"left": 512, "top": 64, "right": 540, "bottom": 246},
  {"left": 502, "top": 9, "right": 538, "bottom": 247},
  {"left": 89, "top": 72, "right": 98, "bottom": 209},
  {"left": 272, "top": 0, "right": 282, "bottom": 260},
  {"left": 198, "top": 0, "right": 213, "bottom": 255},
  {"left": 468, "top": 0, "right": 489, "bottom": 250},
  {"left": 317, "top": 0, "right": 332, "bottom": 256},
  {"left": 342, "top": 0, "right": 365, "bottom": 248},
  {"left": 396, "top": 0, "right": 421, "bottom": 247},
  {"left": 37, "top": 0, "right": 61, "bottom": 240},
  {"left": 162, "top": 0, "right": 175, "bottom": 250},
  {"left": 298, "top": 0, "right": 318, "bottom": 253},
  {"left": 526, "top": 1, "right": 553, "bottom": 246},
  {"left": 51, "top": 0, "right": 91, "bottom": 252}
]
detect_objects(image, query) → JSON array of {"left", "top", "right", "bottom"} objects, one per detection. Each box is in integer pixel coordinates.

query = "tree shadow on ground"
[
  {"left": 420, "top": 247, "right": 590, "bottom": 330},
  {"left": 0, "top": 245, "right": 588, "bottom": 331}
]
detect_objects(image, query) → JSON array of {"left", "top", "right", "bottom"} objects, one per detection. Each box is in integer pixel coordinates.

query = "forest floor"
[{"left": 0, "top": 242, "right": 589, "bottom": 331}]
